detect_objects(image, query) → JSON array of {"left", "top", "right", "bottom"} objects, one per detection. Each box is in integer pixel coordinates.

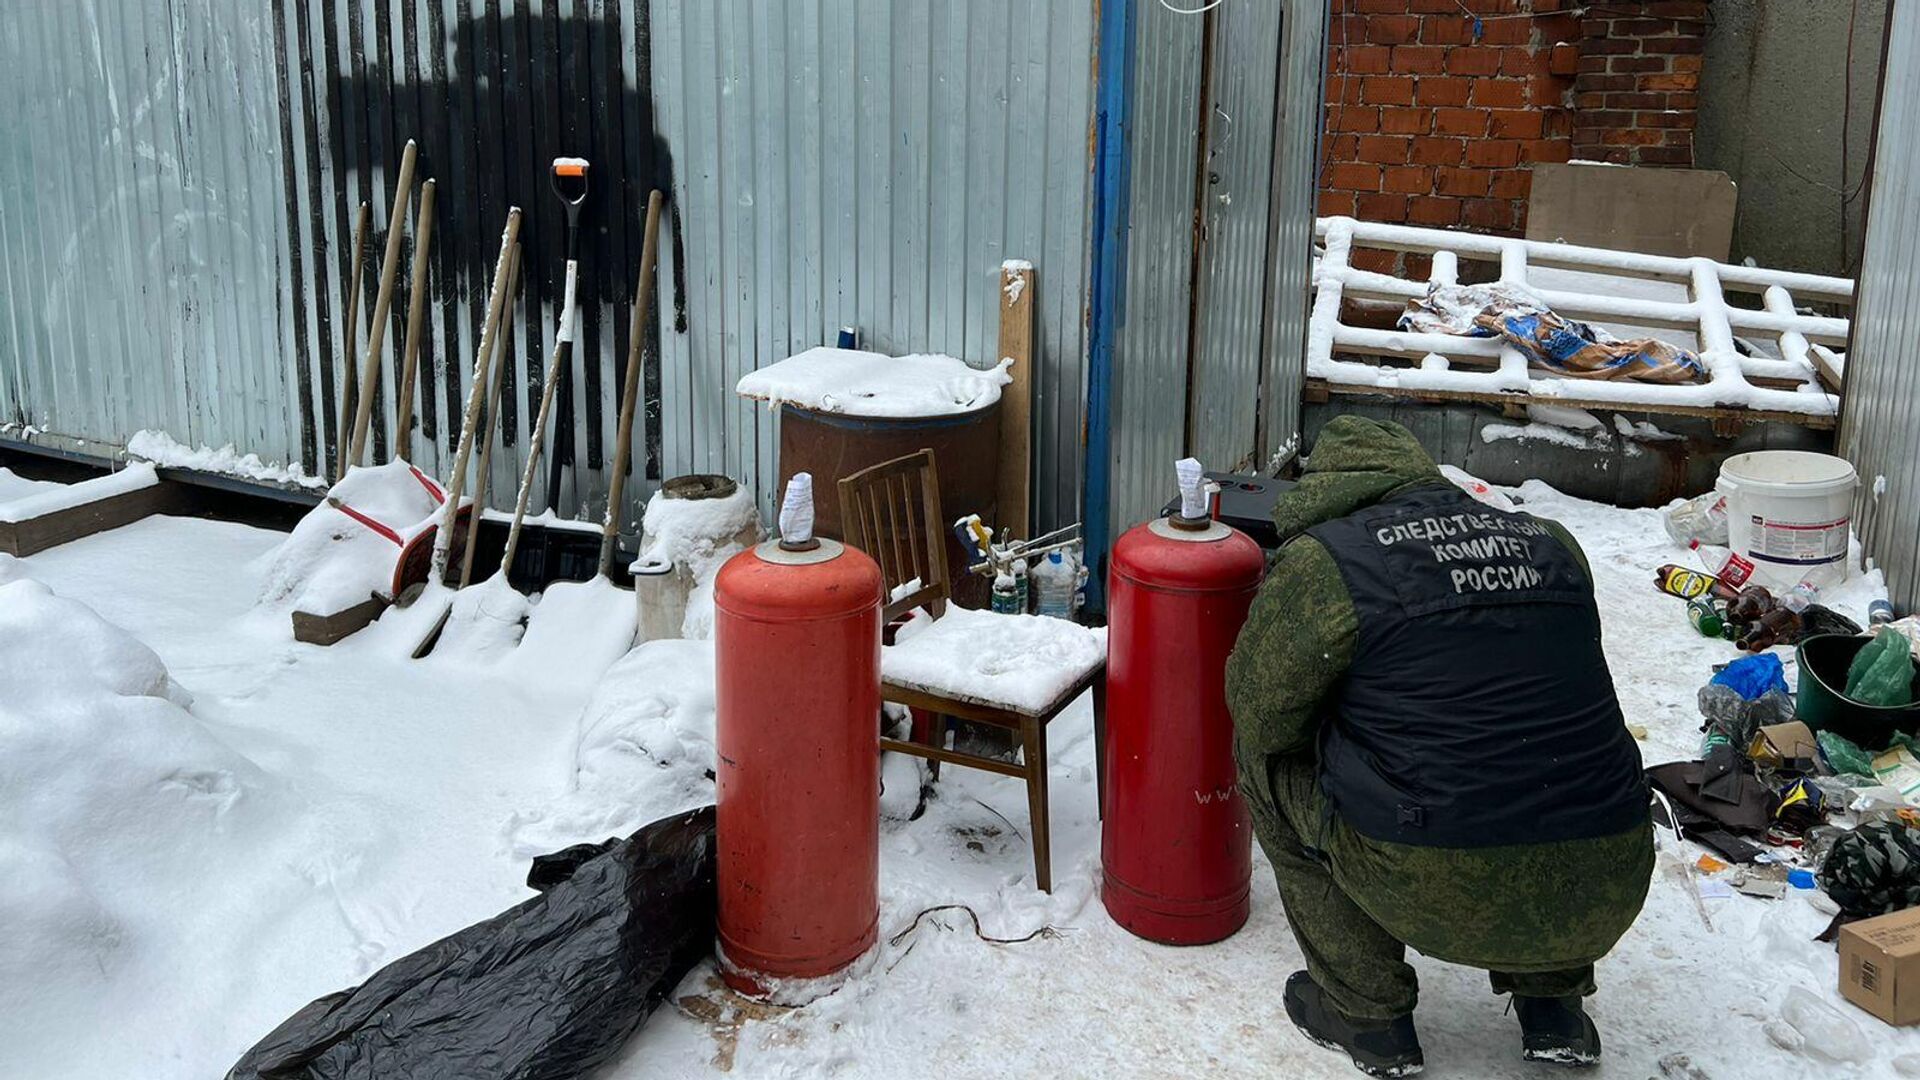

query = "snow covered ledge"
[{"left": 1309, "top": 217, "right": 1852, "bottom": 428}]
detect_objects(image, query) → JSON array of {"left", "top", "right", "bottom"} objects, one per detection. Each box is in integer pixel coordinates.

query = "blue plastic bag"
[{"left": 1710, "top": 653, "right": 1789, "bottom": 701}]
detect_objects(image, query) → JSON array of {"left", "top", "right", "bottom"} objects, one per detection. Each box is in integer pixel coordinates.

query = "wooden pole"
[
  {"left": 392, "top": 178, "right": 437, "bottom": 462},
  {"left": 996, "top": 260, "right": 1036, "bottom": 540},
  {"left": 428, "top": 208, "right": 521, "bottom": 586},
  {"left": 348, "top": 138, "right": 419, "bottom": 468},
  {"left": 459, "top": 241, "right": 521, "bottom": 588},
  {"left": 500, "top": 322, "right": 568, "bottom": 577},
  {"left": 337, "top": 201, "right": 370, "bottom": 480},
  {"left": 597, "top": 190, "right": 665, "bottom": 578}
]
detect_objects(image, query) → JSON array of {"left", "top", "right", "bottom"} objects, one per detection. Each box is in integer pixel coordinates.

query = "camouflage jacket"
[{"left": 1226, "top": 417, "right": 1653, "bottom": 973}]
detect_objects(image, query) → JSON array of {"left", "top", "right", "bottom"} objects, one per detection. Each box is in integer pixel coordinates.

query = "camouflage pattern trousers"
[{"left": 1259, "top": 752, "right": 1595, "bottom": 1020}]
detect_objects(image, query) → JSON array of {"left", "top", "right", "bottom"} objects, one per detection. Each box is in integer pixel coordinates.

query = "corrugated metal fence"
[
  {"left": 0, "top": 0, "right": 297, "bottom": 467},
  {"left": 0, "top": 0, "right": 1321, "bottom": 548},
  {"left": 1105, "top": 0, "right": 1322, "bottom": 537},
  {"left": 1839, "top": 0, "right": 1920, "bottom": 612},
  {"left": 648, "top": 0, "right": 1097, "bottom": 532}
]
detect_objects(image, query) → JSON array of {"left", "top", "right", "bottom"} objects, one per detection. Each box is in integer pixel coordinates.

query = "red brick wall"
[
  {"left": 1571, "top": 2, "right": 1707, "bottom": 165},
  {"left": 1320, "top": 0, "right": 1709, "bottom": 238}
]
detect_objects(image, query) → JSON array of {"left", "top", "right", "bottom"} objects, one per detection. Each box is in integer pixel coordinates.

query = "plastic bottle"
[
  {"left": 1664, "top": 492, "right": 1730, "bottom": 546},
  {"left": 1780, "top": 579, "right": 1821, "bottom": 614},
  {"left": 1690, "top": 539, "right": 1757, "bottom": 590},
  {"left": 1012, "top": 557, "right": 1030, "bottom": 614},
  {"left": 1033, "top": 550, "right": 1079, "bottom": 619},
  {"left": 1655, "top": 564, "right": 1720, "bottom": 600},
  {"left": 1728, "top": 584, "right": 1777, "bottom": 624},
  {"left": 1737, "top": 606, "right": 1802, "bottom": 652},
  {"left": 1870, "top": 598, "right": 1897, "bottom": 626}
]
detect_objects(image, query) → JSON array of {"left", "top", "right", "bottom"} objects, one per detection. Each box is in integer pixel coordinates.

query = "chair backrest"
[{"left": 838, "top": 449, "right": 949, "bottom": 622}]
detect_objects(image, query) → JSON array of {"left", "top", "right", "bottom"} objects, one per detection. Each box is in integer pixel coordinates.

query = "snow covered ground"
[{"left": 5, "top": 482, "right": 1917, "bottom": 1078}]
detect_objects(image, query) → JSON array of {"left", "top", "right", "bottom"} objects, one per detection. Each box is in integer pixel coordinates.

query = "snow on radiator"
[{"left": 1309, "top": 217, "right": 1852, "bottom": 419}]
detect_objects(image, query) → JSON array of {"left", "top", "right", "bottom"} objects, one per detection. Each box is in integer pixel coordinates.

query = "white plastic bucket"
[{"left": 1714, "top": 451, "right": 1856, "bottom": 589}]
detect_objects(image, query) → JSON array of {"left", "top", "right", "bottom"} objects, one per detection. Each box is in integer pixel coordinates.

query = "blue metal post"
[{"left": 1083, "top": 0, "right": 1136, "bottom": 614}]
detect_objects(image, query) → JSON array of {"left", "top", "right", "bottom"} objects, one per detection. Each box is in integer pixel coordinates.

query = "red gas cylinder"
[
  {"left": 713, "top": 535, "right": 883, "bottom": 996},
  {"left": 1102, "top": 514, "right": 1265, "bottom": 945}
]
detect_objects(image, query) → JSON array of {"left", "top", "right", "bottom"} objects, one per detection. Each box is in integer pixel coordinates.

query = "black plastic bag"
[{"left": 228, "top": 806, "right": 716, "bottom": 1080}]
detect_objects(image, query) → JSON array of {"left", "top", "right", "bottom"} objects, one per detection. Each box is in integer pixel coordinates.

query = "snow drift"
[
  {"left": 257, "top": 462, "right": 444, "bottom": 616},
  {"left": 0, "top": 577, "right": 284, "bottom": 1063},
  {"left": 506, "top": 639, "right": 717, "bottom": 856}
]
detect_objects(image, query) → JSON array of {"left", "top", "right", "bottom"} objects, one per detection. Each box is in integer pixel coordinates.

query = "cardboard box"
[
  {"left": 1749, "top": 721, "right": 1818, "bottom": 769},
  {"left": 1839, "top": 906, "right": 1920, "bottom": 1026}
]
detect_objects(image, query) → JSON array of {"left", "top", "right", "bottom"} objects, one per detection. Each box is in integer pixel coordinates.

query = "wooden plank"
[
  {"left": 1526, "top": 163, "right": 1736, "bottom": 260},
  {"left": 1810, "top": 345, "right": 1846, "bottom": 394},
  {"left": 1304, "top": 378, "right": 1838, "bottom": 430},
  {"left": 995, "top": 261, "right": 1035, "bottom": 539},
  {"left": 291, "top": 595, "right": 389, "bottom": 646},
  {"left": 880, "top": 736, "right": 1025, "bottom": 779},
  {"left": 1328, "top": 336, "right": 1815, "bottom": 392},
  {"left": 0, "top": 481, "right": 188, "bottom": 557}
]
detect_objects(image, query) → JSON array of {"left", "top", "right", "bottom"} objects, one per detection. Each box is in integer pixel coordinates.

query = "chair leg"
[
  {"left": 1021, "top": 715, "right": 1051, "bottom": 894},
  {"left": 922, "top": 710, "right": 944, "bottom": 782},
  {"left": 1092, "top": 676, "right": 1108, "bottom": 821}
]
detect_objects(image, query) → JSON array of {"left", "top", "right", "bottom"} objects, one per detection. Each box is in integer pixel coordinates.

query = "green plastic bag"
[
  {"left": 1845, "top": 629, "right": 1916, "bottom": 708},
  {"left": 1820, "top": 729, "right": 1878, "bottom": 778}
]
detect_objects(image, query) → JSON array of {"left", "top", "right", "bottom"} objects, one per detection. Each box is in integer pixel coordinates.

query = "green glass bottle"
[{"left": 1687, "top": 595, "right": 1728, "bottom": 639}]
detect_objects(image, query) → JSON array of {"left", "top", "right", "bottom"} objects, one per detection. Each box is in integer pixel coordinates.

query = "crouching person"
[{"left": 1225, "top": 417, "right": 1653, "bottom": 1077}]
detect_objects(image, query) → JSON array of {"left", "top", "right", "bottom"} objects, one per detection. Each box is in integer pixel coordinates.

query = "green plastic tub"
[{"left": 1795, "top": 633, "right": 1920, "bottom": 750}]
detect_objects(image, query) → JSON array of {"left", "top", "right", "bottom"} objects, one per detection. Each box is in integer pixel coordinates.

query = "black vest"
[{"left": 1306, "top": 484, "right": 1647, "bottom": 848}]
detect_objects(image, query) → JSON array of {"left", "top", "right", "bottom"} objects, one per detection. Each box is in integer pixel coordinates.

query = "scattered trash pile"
[
  {"left": 1401, "top": 282, "right": 1706, "bottom": 384},
  {"left": 1648, "top": 460, "right": 1920, "bottom": 1034}
]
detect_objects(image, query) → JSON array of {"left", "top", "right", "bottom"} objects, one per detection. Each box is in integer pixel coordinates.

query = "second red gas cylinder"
[
  {"left": 1102, "top": 512, "right": 1265, "bottom": 945},
  {"left": 713, "top": 531, "right": 882, "bottom": 996}
]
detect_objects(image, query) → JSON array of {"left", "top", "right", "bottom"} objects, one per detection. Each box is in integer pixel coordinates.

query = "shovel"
[
  {"left": 512, "top": 188, "right": 665, "bottom": 682},
  {"left": 352, "top": 208, "right": 520, "bottom": 656},
  {"left": 419, "top": 159, "right": 591, "bottom": 661}
]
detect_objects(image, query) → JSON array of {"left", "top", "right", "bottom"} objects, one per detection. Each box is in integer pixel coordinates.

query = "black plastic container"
[{"left": 1795, "top": 633, "right": 1920, "bottom": 750}]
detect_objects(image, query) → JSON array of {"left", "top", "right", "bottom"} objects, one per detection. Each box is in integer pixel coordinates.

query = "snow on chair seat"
[
  {"left": 1308, "top": 216, "right": 1853, "bottom": 428},
  {"left": 883, "top": 604, "right": 1106, "bottom": 716},
  {"left": 838, "top": 449, "right": 1108, "bottom": 895}
]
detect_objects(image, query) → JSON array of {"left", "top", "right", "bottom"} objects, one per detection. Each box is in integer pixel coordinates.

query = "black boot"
[
  {"left": 1284, "top": 971, "right": 1424, "bottom": 1078},
  {"left": 1513, "top": 995, "right": 1601, "bottom": 1067}
]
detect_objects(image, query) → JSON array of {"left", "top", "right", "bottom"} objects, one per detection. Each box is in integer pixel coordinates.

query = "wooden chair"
[{"left": 838, "top": 449, "right": 1106, "bottom": 894}]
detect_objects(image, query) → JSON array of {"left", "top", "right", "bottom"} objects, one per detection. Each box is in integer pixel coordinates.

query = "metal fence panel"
[
  {"left": 1840, "top": 0, "right": 1920, "bottom": 611},
  {"left": 0, "top": 0, "right": 668, "bottom": 535},
  {"left": 1260, "top": 0, "right": 1324, "bottom": 469},
  {"left": 1190, "top": 0, "right": 1281, "bottom": 475},
  {"left": 0, "top": 0, "right": 298, "bottom": 467},
  {"left": 1109, "top": 0, "right": 1205, "bottom": 538},
  {"left": 1106, "top": 0, "right": 1321, "bottom": 539},
  {"left": 649, "top": 0, "right": 1097, "bottom": 529}
]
